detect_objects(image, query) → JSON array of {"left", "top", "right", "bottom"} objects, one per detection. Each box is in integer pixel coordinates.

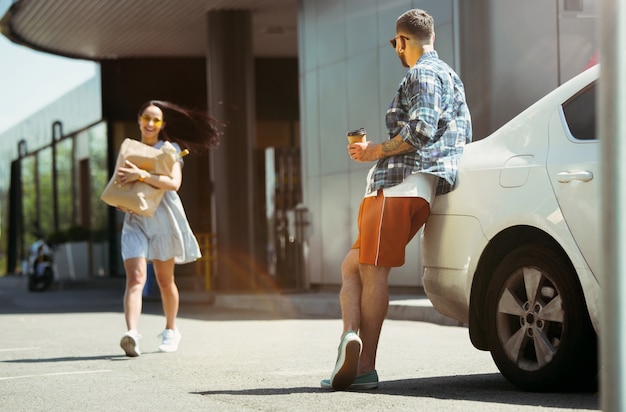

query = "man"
[{"left": 321, "top": 8, "right": 472, "bottom": 390}]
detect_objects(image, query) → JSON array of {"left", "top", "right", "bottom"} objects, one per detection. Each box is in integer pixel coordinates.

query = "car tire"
[{"left": 485, "top": 244, "right": 597, "bottom": 392}]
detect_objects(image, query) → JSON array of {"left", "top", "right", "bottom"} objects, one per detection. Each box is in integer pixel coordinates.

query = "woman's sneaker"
[
  {"left": 158, "top": 328, "right": 182, "bottom": 352},
  {"left": 120, "top": 330, "right": 142, "bottom": 357}
]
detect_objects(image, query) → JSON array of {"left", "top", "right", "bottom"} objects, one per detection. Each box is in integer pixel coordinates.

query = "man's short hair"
[{"left": 396, "top": 9, "right": 434, "bottom": 43}]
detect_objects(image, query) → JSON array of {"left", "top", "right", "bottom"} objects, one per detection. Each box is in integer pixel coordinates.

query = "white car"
[{"left": 422, "top": 65, "right": 599, "bottom": 392}]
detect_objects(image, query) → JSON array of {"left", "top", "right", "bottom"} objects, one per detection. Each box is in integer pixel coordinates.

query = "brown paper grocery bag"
[{"left": 100, "top": 138, "right": 178, "bottom": 216}]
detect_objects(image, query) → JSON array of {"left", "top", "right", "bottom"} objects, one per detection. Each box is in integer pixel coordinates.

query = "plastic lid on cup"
[{"left": 347, "top": 128, "right": 366, "bottom": 136}]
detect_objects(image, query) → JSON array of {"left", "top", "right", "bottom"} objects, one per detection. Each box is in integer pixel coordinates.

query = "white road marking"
[
  {"left": 0, "top": 347, "right": 40, "bottom": 352},
  {"left": 0, "top": 370, "right": 111, "bottom": 381}
]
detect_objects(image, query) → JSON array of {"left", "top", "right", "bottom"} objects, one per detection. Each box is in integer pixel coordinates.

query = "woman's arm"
[{"left": 117, "top": 160, "right": 182, "bottom": 191}]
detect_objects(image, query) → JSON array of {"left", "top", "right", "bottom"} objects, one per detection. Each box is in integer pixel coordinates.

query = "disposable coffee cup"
[{"left": 347, "top": 128, "right": 366, "bottom": 144}]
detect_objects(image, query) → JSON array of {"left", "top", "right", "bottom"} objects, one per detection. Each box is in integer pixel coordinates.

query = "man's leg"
[
  {"left": 358, "top": 263, "right": 390, "bottom": 374},
  {"left": 340, "top": 249, "right": 362, "bottom": 333},
  {"left": 319, "top": 248, "right": 365, "bottom": 390}
]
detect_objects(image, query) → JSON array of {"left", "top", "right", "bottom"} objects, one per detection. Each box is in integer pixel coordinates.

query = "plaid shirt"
[{"left": 367, "top": 51, "right": 472, "bottom": 195}]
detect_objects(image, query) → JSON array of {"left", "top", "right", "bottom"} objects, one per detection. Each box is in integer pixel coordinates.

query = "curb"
[
  {"left": 210, "top": 292, "right": 466, "bottom": 327},
  {"left": 0, "top": 276, "right": 465, "bottom": 327}
]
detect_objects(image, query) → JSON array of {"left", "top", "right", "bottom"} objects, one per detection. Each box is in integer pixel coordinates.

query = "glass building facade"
[
  {"left": 1, "top": 75, "right": 106, "bottom": 277},
  {"left": 0, "top": 0, "right": 598, "bottom": 290}
]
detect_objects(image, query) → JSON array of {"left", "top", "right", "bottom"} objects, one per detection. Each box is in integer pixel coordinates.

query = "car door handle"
[{"left": 557, "top": 171, "right": 593, "bottom": 183}]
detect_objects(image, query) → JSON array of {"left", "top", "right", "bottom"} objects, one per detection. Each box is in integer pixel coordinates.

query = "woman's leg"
[
  {"left": 153, "top": 258, "right": 178, "bottom": 330},
  {"left": 123, "top": 257, "right": 147, "bottom": 331}
]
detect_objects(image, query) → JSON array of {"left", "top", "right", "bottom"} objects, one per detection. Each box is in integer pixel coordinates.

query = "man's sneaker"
[
  {"left": 325, "top": 330, "right": 362, "bottom": 390},
  {"left": 321, "top": 370, "right": 379, "bottom": 390},
  {"left": 350, "top": 370, "right": 379, "bottom": 389},
  {"left": 120, "top": 330, "right": 141, "bottom": 357},
  {"left": 158, "top": 328, "right": 182, "bottom": 352}
]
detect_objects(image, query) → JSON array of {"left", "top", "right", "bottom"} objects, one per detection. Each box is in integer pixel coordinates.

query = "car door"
[{"left": 546, "top": 81, "right": 600, "bottom": 278}]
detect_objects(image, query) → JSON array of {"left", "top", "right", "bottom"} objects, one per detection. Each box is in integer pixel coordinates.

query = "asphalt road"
[{"left": 0, "top": 276, "right": 599, "bottom": 411}]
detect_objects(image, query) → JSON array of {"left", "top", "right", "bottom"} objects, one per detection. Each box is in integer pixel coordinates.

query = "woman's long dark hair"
[{"left": 138, "top": 100, "right": 221, "bottom": 152}]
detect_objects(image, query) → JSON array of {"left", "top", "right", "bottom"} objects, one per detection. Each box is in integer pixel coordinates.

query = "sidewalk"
[
  {"left": 207, "top": 291, "right": 465, "bottom": 327},
  {"left": 1, "top": 275, "right": 465, "bottom": 327}
]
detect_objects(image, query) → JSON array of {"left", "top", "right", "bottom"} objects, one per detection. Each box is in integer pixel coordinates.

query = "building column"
[{"left": 206, "top": 10, "right": 259, "bottom": 291}]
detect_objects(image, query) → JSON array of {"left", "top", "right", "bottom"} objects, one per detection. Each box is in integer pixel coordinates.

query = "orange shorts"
[{"left": 352, "top": 191, "right": 430, "bottom": 267}]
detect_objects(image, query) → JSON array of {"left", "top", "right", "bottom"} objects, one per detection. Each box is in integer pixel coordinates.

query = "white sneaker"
[
  {"left": 120, "top": 330, "right": 142, "bottom": 357},
  {"left": 158, "top": 328, "right": 182, "bottom": 352},
  {"left": 329, "top": 330, "right": 362, "bottom": 390}
]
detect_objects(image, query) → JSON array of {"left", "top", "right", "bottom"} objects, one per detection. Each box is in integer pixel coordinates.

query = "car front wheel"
[{"left": 485, "top": 244, "right": 597, "bottom": 391}]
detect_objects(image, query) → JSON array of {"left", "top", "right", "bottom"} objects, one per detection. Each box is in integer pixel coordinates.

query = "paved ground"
[{"left": 0, "top": 275, "right": 598, "bottom": 412}]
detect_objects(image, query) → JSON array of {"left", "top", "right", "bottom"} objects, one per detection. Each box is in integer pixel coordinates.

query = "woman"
[{"left": 117, "top": 100, "right": 219, "bottom": 357}]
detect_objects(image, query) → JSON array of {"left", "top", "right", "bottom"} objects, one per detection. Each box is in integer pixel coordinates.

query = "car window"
[{"left": 562, "top": 82, "right": 596, "bottom": 141}]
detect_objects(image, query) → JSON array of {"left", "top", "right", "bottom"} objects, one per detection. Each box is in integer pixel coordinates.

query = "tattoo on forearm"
[
  {"left": 382, "top": 140, "right": 402, "bottom": 152},
  {"left": 381, "top": 139, "right": 415, "bottom": 154}
]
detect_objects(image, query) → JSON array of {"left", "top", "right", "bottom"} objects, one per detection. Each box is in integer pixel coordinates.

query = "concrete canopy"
[{"left": 0, "top": 0, "right": 297, "bottom": 60}]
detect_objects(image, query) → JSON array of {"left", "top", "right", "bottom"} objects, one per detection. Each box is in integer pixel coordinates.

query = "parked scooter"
[{"left": 27, "top": 238, "right": 55, "bottom": 292}]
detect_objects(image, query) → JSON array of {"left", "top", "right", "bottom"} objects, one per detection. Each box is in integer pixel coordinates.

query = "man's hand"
[
  {"left": 347, "top": 135, "right": 416, "bottom": 162},
  {"left": 348, "top": 141, "right": 378, "bottom": 162}
]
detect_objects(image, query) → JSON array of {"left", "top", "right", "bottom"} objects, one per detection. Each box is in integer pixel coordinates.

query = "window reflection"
[
  {"left": 562, "top": 82, "right": 596, "bottom": 141},
  {"left": 15, "top": 121, "right": 109, "bottom": 277},
  {"left": 56, "top": 138, "right": 74, "bottom": 231}
]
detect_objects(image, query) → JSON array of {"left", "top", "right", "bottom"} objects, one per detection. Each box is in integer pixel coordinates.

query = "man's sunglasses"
[{"left": 389, "top": 35, "right": 410, "bottom": 48}]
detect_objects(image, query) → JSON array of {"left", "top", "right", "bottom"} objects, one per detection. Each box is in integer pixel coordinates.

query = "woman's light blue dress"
[{"left": 120, "top": 140, "right": 201, "bottom": 264}]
